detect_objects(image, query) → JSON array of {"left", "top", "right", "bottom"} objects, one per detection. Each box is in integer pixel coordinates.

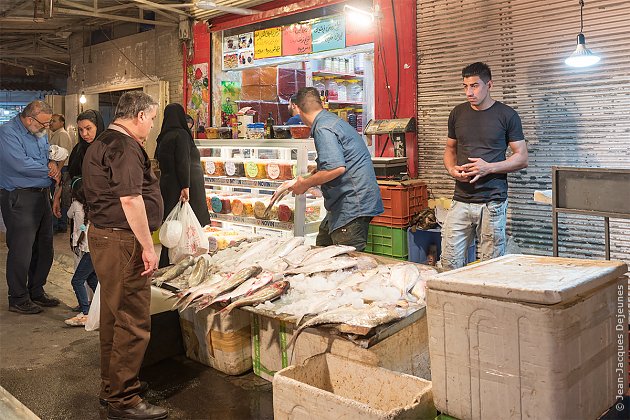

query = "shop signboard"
[
  {"left": 312, "top": 16, "right": 346, "bottom": 53},
  {"left": 282, "top": 23, "right": 312, "bottom": 56},
  {"left": 254, "top": 27, "right": 282, "bottom": 59}
]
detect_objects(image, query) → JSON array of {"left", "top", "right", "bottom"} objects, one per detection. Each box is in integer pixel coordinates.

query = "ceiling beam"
[
  {"left": 56, "top": 7, "right": 178, "bottom": 27},
  {"left": 129, "top": 0, "right": 192, "bottom": 18},
  {"left": 0, "top": 0, "right": 32, "bottom": 18},
  {"left": 37, "top": 39, "right": 69, "bottom": 55},
  {"left": 0, "top": 52, "right": 70, "bottom": 59}
]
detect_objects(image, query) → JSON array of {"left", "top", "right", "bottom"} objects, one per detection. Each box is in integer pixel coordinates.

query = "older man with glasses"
[{"left": 0, "top": 100, "right": 62, "bottom": 314}]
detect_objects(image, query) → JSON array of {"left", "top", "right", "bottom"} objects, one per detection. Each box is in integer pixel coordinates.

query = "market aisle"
[{"left": 0, "top": 235, "right": 273, "bottom": 419}]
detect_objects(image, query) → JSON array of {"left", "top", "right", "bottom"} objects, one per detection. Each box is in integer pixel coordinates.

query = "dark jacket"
[{"left": 155, "top": 103, "right": 210, "bottom": 227}]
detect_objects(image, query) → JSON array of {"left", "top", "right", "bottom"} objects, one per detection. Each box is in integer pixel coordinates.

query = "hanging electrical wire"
[{"left": 98, "top": 26, "right": 158, "bottom": 82}]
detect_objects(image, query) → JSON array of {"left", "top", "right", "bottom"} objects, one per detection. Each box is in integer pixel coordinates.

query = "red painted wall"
[
  {"left": 184, "top": 22, "right": 212, "bottom": 127},
  {"left": 373, "top": 0, "right": 418, "bottom": 177}
]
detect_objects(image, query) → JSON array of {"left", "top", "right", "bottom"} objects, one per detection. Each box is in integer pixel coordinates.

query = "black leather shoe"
[
  {"left": 100, "top": 382, "right": 149, "bottom": 406},
  {"left": 107, "top": 400, "right": 167, "bottom": 420},
  {"left": 31, "top": 293, "right": 60, "bottom": 307},
  {"left": 9, "top": 301, "right": 43, "bottom": 314}
]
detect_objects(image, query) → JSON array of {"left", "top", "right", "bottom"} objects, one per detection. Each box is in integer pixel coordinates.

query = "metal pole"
[
  {"left": 552, "top": 167, "right": 558, "bottom": 257},
  {"left": 604, "top": 216, "right": 610, "bottom": 260}
]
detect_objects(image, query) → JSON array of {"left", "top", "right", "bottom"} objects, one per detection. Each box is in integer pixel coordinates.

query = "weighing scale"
[
  {"left": 364, "top": 117, "right": 416, "bottom": 157},
  {"left": 365, "top": 117, "right": 416, "bottom": 179}
]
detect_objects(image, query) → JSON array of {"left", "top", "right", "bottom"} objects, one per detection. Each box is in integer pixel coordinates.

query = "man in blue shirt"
[
  {"left": 0, "top": 100, "right": 61, "bottom": 314},
  {"left": 289, "top": 87, "right": 383, "bottom": 251},
  {"left": 286, "top": 93, "right": 303, "bottom": 125}
]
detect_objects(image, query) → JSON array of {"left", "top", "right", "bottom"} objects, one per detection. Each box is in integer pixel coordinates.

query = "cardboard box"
[
  {"left": 426, "top": 254, "right": 628, "bottom": 420},
  {"left": 273, "top": 353, "right": 436, "bottom": 420},
  {"left": 251, "top": 308, "right": 430, "bottom": 382},
  {"left": 179, "top": 307, "right": 252, "bottom": 375}
]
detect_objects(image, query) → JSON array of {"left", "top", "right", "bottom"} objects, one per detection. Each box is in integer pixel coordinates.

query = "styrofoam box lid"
[{"left": 427, "top": 254, "right": 627, "bottom": 305}]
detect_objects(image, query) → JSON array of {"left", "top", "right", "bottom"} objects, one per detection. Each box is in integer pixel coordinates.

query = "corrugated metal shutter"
[{"left": 416, "top": 0, "right": 630, "bottom": 263}]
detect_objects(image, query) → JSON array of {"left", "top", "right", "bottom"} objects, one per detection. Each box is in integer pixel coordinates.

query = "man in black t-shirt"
[
  {"left": 441, "top": 62, "right": 528, "bottom": 270},
  {"left": 83, "top": 92, "right": 167, "bottom": 419}
]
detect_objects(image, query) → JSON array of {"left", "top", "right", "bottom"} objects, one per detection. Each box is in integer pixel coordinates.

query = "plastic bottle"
[
  {"left": 323, "top": 57, "right": 332, "bottom": 71},
  {"left": 356, "top": 108, "right": 363, "bottom": 132},
  {"left": 326, "top": 78, "right": 338, "bottom": 101},
  {"left": 313, "top": 77, "right": 325, "bottom": 95},
  {"left": 347, "top": 109, "right": 357, "bottom": 130},
  {"left": 331, "top": 57, "right": 339, "bottom": 73},
  {"left": 348, "top": 79, "right": 363, "bottom": 102},
  {"left": 337, "top": 80, "right": 347, "bottom": 101},
  {"left": 343, "top": 58, "right": 350, "bottom": 74}
]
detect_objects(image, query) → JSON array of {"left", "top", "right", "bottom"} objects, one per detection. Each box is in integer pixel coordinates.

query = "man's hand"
[
  {"left": 180, "top": 187, "right": 189, "bottom": 202},
  {"left": 141, "top": 246, "right": 159, "bottom": 276},
  {"left": 52, "top": 198, "right": 61, "bottom": 218},
  {"left": 289, "top": 176, "right": 310, "bottom": 195},
  {"left": 449, "top": 166, "right": 472, "bottom": 182},
  {"left": 48, "top": 162, "right": 60, "bottom": 179},
  {"left": 460, "top": 157, "right": 493, "bottom": 183}
]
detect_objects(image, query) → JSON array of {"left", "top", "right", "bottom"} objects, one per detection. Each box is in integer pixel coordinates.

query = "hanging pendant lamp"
[{"left": 565, "top": 0, "right": 600, "bottom": 67}]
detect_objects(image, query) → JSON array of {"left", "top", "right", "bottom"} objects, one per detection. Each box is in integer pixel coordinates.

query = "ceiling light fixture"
[
  {"left": 79, "top": 91, "right": 87, "bottom": 104},
  {"left": 343, "top": 5, "right": 375, "bottom": 24},
  {"left": 565, "top": 0, "right": 600, "bottom": 68}
]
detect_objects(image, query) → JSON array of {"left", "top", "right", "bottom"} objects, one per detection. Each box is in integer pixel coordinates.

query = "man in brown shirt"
[{"left": 82, "top": 91, "right": 166, "bottom": 420}]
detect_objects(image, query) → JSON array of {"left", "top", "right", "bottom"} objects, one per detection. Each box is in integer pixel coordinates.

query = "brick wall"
[{"left": 67, "top": 27, "right": 183, "bottom": 104}]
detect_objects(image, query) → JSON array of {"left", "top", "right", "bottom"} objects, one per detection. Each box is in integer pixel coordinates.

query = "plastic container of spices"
[
  {"left": 224, "top": 159, "right": 245, "bottom": 178},
  {"left": 246, "top": 123, "right": 265, "bottom": 139},
  {"left": 336, "top": 80, "right": 347, "bottom": 101},
  {"left": 265, "top": 160, "right": 282, "bottom": 180},
  {"left": 210, "top": 195, "right": 223, "bottom": 213},
  {"left": 204, "top": 158, "right": 225, "bottom": 176}
]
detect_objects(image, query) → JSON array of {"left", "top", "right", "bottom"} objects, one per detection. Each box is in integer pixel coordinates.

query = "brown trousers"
[{"left": 88, "top": 226, "right": 151, "bottom": 409}]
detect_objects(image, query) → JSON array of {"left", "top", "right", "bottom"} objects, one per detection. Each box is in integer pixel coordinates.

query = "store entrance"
[{"left": 99, "top": 88, "right": 141, "bottom": 127}]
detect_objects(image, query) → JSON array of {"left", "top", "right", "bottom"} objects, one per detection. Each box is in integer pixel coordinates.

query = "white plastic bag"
[
  {"left": 168, "top": 202, "right": 208, "bottom": 264},
  {"left": 159, "top": 203, "right": 183, "bottom": 248},
  {"left": 85, "top": 283, "right": 100, "bottom": 331}
]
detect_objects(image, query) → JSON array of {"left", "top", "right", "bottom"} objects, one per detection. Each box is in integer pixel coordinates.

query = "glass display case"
[{"left": 196, "top": 138, "right": 323, "bottom": 237}]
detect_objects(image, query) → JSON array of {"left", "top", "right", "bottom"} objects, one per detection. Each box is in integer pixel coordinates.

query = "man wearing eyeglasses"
[{"left": 0, "top": 100, "right": 62, "bottom": 315}]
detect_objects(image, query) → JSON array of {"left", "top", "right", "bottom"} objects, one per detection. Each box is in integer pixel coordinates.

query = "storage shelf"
[
  {"left": 204, "top": 176, "right": 284, "bottom": 189},
  {"left": 327, "top": 100, "right": 364, "bottom": 106},
  {"left": 208, "top": 212, "right": 292, "bottom": 231},
  {"left": 196, "top": 139, "right": 315, "bottom": 150},
  {"left": 313, "top": 71, "right": 364, "bottom": 79}
]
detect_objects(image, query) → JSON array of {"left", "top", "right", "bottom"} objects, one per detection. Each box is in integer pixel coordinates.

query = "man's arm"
[
  {"left": 444, "top": 137, "right": 472, "bottom": 182},
  {"left": 461, "top": 140, "right": 528, "bottom": 183},
  {"left": 289, "top": 167, "right": 346, "bottom": 195},
  {"left": 120, "top": 195, "right": 158, "bottom": 275}
]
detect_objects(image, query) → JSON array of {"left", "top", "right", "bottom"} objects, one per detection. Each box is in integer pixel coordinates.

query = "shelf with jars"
[{"left": 196, "top": 138, "right": 323, "bottom": 237}]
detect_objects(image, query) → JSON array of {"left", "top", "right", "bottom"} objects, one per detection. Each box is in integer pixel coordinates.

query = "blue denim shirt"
[
  {"left": 0, "top": 115, "right": 50, "bottom": 190},
  {"left": 311, "top": 110, "right": 383, "bottom": 232}
]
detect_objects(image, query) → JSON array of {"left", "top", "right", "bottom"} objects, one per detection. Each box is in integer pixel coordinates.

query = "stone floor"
[{"left": 0, "top": 231, "right": 273, "bottom": 420}]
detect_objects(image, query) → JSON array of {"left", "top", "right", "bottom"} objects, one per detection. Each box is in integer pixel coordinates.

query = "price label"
[
  {"left": 282, "top": 23, "right": 312, "bottom": 56},
  {"left": 312, "top": 16, "right": 346, "bottom": 53},
  {"left": 254, "top": 27, "right": 282, "bottom": 59}
]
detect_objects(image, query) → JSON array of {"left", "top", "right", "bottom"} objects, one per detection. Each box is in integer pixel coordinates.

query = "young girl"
[{"left": 64, "top": 177, "right": 99, "bottom": 327}]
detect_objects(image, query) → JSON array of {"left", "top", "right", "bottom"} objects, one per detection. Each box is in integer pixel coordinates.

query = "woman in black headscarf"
[
  {"left": 68, "top": 109, "right": 105, "bottom": 179},
  {"left": 156, "top": 103, "right": 210, "bottom": 267},
  {"left": 53, "top": 109, "right": 105, "bottom": 224}
]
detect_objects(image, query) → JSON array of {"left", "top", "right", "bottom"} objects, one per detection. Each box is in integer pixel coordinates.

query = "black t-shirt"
[
  {"left": 82, "top": 129, "right": 164, "bottom": 231},
  {"left": 448, "top": 101, "right": 524, "bottom": 203}
]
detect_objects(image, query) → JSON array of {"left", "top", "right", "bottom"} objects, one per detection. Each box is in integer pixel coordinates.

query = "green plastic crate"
[{"left": 365, "top": 224, "right": 408, "bottom": 260}]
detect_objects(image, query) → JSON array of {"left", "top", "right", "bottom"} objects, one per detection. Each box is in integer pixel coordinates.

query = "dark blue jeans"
[{"left": 71, "top": 252, "right": 99, "bottom": 314}]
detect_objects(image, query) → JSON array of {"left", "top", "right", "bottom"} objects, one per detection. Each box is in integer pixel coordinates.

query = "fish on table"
[
  {"left": 220, "top": 280, "right": 290, "bottom": 317},
  {"left": 284, "top": 256, "right": 358, "bottom": 275},
  {"left": 193, "top": 265, "right": 263, "bottom": 311},
  {"left": 153, "top": 255, "right": 195, "bottom": 286}
]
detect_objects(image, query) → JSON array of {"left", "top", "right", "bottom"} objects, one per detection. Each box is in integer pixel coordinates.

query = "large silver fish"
[
  {"left": 282, "top": 244, "right": 311, "bottom": 267},
  {"left": 284, "top": 256, "right": 358, "bottom": 275},
  {"left": 275, "top": 237, "right": 305, "bottom": 258},
  {"left": 153, "top": 255, "right": 195, "bottom": 286},
  {"left": 299, "top": 245, "right": 355, "bottom": 266},
  {"left": 210, "top": 272, "right": 279, "bottom": 305},
  {"left": 289, "top": 303, "right": 408, "bottom": 347},
  {"left": 220, "top": 280, "right": 290, "bottom": 317},
  {"left": 187, "top": 256, "right": 209, "bottom": 288},
  {"left": 193, "top": 265, "right": 263, "bottom": 311}
]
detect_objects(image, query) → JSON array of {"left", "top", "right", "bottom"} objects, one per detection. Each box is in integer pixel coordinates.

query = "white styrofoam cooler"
[
  {"left": 273, "top": 353, "right": 436, "bottom": 420},
  {"left": 426, "top": 254, "right": 628, "bottom": 420}
]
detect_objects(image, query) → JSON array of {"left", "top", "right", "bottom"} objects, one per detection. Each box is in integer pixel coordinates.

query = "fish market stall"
[{"left": 152, "top": 236, "right": 435, "bottom": 381}]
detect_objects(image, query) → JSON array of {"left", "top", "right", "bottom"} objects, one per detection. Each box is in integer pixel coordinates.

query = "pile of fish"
[{"left": 152, "top": 236, "right": 437, "bottom": 331}]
